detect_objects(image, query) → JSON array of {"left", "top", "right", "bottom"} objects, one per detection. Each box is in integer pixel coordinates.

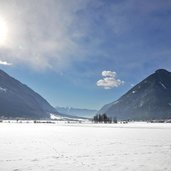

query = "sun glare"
[{"left": 0, "top": 17, "right": 8, "bottom": 45}]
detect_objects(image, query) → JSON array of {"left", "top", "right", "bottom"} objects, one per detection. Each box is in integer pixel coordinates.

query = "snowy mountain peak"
[
  {"left": 155, "top": 69, "right": 169, "bottom": 74},
  {"left": 97, "top": 69, "right": 171, "bottom": 120},
  {"left": 0, "top": 69, "right": 58, "bottom": 119}
]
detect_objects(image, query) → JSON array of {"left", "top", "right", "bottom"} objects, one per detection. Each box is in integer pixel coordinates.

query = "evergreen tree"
[
  {"left": 113, "top": 116, "right": 117, "bottom": 123},
  {"left": 93, "top": 113, "right": 113, "bottom": 123}
]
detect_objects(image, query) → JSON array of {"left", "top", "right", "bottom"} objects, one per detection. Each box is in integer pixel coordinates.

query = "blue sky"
[{"left": 0, "top": 0, "right": 171, "bottom": 109}]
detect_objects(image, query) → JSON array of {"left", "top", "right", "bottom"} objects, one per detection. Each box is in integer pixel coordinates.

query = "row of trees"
[{"left": 93, "top": 113, "right": 117, "bottom": 123}]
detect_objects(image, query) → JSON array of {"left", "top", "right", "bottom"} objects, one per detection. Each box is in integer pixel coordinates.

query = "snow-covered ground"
[{"left": 0, "top": 122, "right": 171, "bottom": 171}]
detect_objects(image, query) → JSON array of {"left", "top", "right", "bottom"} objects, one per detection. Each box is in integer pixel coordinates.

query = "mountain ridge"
[
  {"left": 56, "top": 106, "right": 97, "bottom": 118},
  {"left": 0, "top": 69, "right": 58, "bottom": 119},
  {"left": 97, "top": 69, "right": 171, "bottom": 120}
]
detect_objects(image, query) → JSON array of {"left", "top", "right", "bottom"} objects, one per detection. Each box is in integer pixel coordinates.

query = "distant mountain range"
[
  {"left": 0, "top": 69, "right": 58, "bottom": 119},
  {"left": 1, "top": 68, "right": 171, "bottom": 120},
  {"left": 97, "top": 69, "right": 171, "bottom": 120},
  {"left": 56, "top": 106, "right": 97, "bottom": 118}
]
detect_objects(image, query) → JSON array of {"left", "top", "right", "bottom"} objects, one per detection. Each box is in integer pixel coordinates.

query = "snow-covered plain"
[{"left": 0, "top": 122, "right": 171, "bottom": 171}]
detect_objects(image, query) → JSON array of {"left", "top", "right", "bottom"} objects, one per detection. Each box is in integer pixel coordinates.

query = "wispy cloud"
[
  {"left": 97, "top": 70, "right": 124, "bottom": 89},
  {"left": 0, "top": 0, "right": 93, "bottom": 70},
  {"left": 0, "top": 60, "right": 12, "bottom": 66},
  {"left": 0, "top": 0, "right": 171, "bottom": 73}
]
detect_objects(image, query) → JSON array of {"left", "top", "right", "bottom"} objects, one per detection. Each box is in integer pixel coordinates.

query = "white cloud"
[
  {"left": 97, "top": 70, "right": 124, "bottom": 89},
  {"left": 0, "top": 60, "right": 12, "bottom": 66},
  {"left": 102, "top": 71, "right": 116, "bottom": 77}
]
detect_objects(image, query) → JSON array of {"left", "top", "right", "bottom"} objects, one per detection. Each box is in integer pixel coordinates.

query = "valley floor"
[{"left": 0, "top": 122, "right": 171, "bottom": 171}]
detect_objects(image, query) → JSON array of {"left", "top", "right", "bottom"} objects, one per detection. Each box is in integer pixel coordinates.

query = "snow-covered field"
[{"left": 0, "top": 122, "right": 171, "bottom": 171}]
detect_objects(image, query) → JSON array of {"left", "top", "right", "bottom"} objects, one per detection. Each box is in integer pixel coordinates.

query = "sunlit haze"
[{"left": 0, "top": 17, "right": 8, "bottom": 45}]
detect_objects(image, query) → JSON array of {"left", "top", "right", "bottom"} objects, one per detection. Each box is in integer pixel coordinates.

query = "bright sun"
[{"left": 0, "top": 17, "right": 8, "bottom": 45}]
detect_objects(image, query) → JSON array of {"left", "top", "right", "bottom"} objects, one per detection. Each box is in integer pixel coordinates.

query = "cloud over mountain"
[{"left": 97, "top": 70, "right": 124, "bottom": 89}]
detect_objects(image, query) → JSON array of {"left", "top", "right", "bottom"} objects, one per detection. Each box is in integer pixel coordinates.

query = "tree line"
[{"left": 93, "top": 113, "right": 117, "bottom": 123}]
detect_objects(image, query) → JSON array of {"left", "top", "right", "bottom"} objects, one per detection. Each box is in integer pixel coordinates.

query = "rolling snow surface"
[{"left": 0, "top": 122, "right": 171, "bottom": 171}]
